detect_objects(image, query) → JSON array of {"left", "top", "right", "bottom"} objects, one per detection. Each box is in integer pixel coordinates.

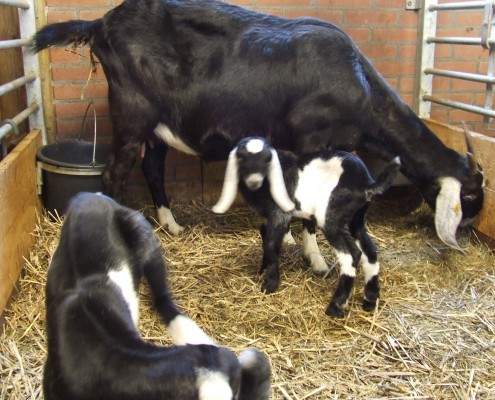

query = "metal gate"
[
  {"left": 0, "top": 0, "right": 46, "bottom": 157},
  {"left": 418, "top": 0, "right": 495, "bottom": 128}
]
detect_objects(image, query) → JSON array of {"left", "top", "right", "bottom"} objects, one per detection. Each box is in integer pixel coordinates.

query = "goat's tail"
[
  {"left": 365, "top": 157, "right": 401, "bottom": 201},
  {"left": 32, "top": 20, "right": 102, "bottom": 53},
  {"left": 237, "top": 349, "right": 271, "bottom": 400}
]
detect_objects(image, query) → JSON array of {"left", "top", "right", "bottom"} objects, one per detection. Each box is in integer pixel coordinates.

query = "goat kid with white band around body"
[
  {"left": 44, "top": 192, "right": 271, "bottom": 400},
  {"left": 213, "top": 138, "right": 400, "bottom": 318}
]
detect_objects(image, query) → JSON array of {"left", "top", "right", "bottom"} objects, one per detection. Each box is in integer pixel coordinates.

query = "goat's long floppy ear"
[
  {"left": 268, "top": 149, "right": 295, "bottom": 213},
  {"left": 435, "top": 177, "right": 465, "bottom": 253},
  {"left": 212, "top": 147, "right": 239, "bottom": 214}
]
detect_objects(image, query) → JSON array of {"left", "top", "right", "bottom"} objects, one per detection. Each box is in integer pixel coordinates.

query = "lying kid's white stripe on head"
[
  {"left": 108, "top": 263, "right": 139, "bottom": 327},
  {"left": 335, "top": 251, "right": 356, "bottom": 277},
  {"left": 294, "top": 157, "right": 343, "bottom": 227},
  {"left": 167, "top": 315, "right": 216, "bottom": 346},
  {"left": 196, "top": 369, "right": 233, "bottom": 400},
  {"left": 246, "top": 138, "right": 265, "bottom": 153}
]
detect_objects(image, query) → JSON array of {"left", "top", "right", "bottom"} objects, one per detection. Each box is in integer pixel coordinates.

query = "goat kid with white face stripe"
[
  {"left": 213, "top": 137, "right": 400, "bottom": 317},
  {"left": 44, "top": 192, "right": 271, "bottom": 400}
]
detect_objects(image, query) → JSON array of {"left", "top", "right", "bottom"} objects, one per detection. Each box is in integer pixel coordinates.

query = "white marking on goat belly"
[
  {"left": 294, "top": 158, "right": 343, "bottom": 227},
  {"left": 154, "top": 123, "right": 199, "bottom": 156},
  {"left": 196, "top": 369, "right": 233, "bottom": 400},
  {"left": 167, "top": 315, "right": 216, "bottom": 346},
  {"left": 108, "top": 264, "right": 139, "bottom": 327}
]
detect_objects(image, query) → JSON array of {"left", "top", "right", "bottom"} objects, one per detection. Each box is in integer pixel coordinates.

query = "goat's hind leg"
[
  {"left": 323, "top": 225, "right": 361, "bottom": 318},
  {"left": 141, "top": 140, "right": 184, "bottom": 235},
  {"left": 356, "top": 228, "right": 380, "bottom": 312}
]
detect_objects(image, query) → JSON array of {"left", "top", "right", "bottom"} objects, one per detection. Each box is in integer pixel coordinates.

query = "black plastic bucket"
[{"left": 37, "top": 140, "right": 111, "bottom": 215}]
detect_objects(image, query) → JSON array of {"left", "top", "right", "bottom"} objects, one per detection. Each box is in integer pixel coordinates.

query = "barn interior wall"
[{"left": 42, "top": 0, "right": 494, "bottom": 207}]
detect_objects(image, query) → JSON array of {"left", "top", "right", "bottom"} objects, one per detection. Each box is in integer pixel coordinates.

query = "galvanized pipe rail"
[
  {"left": 418, "top": 0, "right": 495, "bottom": 126},
  {"left": 0, "top": 0, "right": 46, "bottom": 151}
]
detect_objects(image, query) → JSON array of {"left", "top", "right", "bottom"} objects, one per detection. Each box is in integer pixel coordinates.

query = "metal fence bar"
[
  {"left": 0, "top": 72, "right": 36, "bottom": 97},
  {"left": 429, "top": 1, "right": 486, "bottom": 11},
  {"left": 0, "top": 38, "right": 32, "bottom": 50},
  {"left": 426, "top": 36, "right": 495, "bottom": 46},
  {"left": 418, "top": 0, "right": 495, "bottom": 127},
  {"left": 424, "top": 68, "right": 495, "bottom": 84},
  {"left": 0, "top": 0, "right": 29, "bottom": 9},
  {"left": 0, "top": 0, "right": 47, "bottom": 150},
  {"left": 424, "top": 95, "right": 495, "bottom": 118},
  {"left": 0, "top": 103, "right": 39, "bottom": 141}
]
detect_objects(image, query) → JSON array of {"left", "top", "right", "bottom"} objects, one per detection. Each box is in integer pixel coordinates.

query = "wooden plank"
[
  {"left": 34, "top": 0, "right": 57, "bottom": 143},
  {"left": 0, "top": 130, "right": 42, "bottom": 315},
  {"left": 423, "top": 118, "right": 495, "bottom": 240}
]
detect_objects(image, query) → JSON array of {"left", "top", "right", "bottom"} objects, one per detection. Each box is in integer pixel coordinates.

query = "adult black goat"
[
  {"left": 44, "top": 192, "right": 271, "bottom": 400},
  {"left": 32, "top": 0, "right": 484, "bottom": 250}
]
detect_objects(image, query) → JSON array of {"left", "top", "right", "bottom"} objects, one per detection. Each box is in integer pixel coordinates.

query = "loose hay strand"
[{"left": 1, "top": 193, "right": 494, "bottom": 399}]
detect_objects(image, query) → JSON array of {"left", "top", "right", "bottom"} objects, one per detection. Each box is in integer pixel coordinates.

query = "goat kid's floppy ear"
[
  {"left": 435, "top": 177, "right": 465, "bottom": 253},
  {"left": 268, "top": 149, "right": 295, "bottom": 213},
  {"left": 212, "top": 147, "right": 239, "bottom": 214}
]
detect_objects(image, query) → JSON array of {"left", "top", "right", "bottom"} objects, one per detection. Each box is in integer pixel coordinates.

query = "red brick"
[
  {"left": 256, "top": 0, "right": 312, "bottom": 7},
  {"left": 55, "top": 101, "right": 109, "bottom": 119},
  {"left": 373, "top": 28, "right": 418, "bottom": 43},
  {"left": 286, "top": 9, "right": 343, "bottom": 23},
  {"left": 318, "top": 0, "right": 371, "bottom": 7},
  {"left": 52, "top": 65, "right": 107, "bottom": 81},
  {"left": 344, "top": 28, "right": 372, "bottom": 42},
  {"left": 345, "top": 10, "right": 397, "bottom": 26},
  {"left": 375, "top": 0, "right": 403, "bottom": 8},
  {"left": 47, "top": 11, "right": 77, "bottom": 23},
  {"left": 399, "top": 44, "right": 417, "bottom": 59},
  {"left": 80, "top": 9, "right": 111, "bottom": 20},
  {"left": 359, "top": 44, "right": 397, "bottom": 59},
  {"left": 47, "top": 0, "right": 110, "bottom": 6},
  {"left": 50, "top": 48, "right": 82, "bottom": 64}
]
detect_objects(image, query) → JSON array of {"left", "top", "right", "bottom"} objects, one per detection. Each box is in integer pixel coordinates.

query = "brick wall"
[{"left": 42, "top": 0, "right": 493, "bottom": 205}]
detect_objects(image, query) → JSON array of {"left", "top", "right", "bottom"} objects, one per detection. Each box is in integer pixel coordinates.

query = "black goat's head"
[
  {"left": 212, "top": 137, "right": 295, "bottom": 214},
  {"left": 431, "top": 123, "right": 484, "bottom": 252}
]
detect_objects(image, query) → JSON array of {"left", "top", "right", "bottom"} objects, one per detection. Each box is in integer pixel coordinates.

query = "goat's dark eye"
[{"left": 462, "top": 194, "right": 476, "bottom": 202}]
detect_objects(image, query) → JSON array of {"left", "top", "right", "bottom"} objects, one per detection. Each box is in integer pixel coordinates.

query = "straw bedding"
[{"left": 1, "top": 188, "right": 494, "bottom": 399}]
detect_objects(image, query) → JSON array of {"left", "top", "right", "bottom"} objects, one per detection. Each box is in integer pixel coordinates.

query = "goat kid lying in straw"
[
  {"left": 213, "top": 137, "right": 400, "bottom": 318},
  {"left": 44, "top": 192, "right": 271, "bottom": 400}
]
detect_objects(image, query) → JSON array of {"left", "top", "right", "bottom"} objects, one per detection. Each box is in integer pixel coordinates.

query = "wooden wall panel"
[{"left": 0, "top": 131, "right": 42, "bottom": 315}]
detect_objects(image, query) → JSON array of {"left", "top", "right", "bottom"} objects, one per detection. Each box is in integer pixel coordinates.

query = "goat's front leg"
[
  {"left": 259, "top": 214, "right": 291, "bottom": 293},
  {"left": 143, "top": 251, "right": 215, "bottom": 346},
  {"left": 302, "top": 219, "right": 329, "bottom": 275},
  {"left": 141, "top": 140, "right": 184, "bottom": 235}
]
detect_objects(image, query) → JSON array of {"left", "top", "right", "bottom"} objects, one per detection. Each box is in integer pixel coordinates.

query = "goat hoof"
[
  {"left": 325, "top": 303, "right": 345, "bottom": 318},
  {"left": 362, "top": 298, "right": 377, "bottom": 312},
  {"left": 261, "top": 280, "right": 279, "bottom": 294}
]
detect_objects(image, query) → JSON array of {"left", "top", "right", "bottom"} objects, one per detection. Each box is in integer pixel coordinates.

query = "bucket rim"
[{"left": 36, "top": 141, "right": 110, "bottom": 169}]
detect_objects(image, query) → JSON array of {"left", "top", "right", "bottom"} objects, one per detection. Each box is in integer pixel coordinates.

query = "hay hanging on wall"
[{"left": 1, "top": 192, "right": 494, "bottom": 399}]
